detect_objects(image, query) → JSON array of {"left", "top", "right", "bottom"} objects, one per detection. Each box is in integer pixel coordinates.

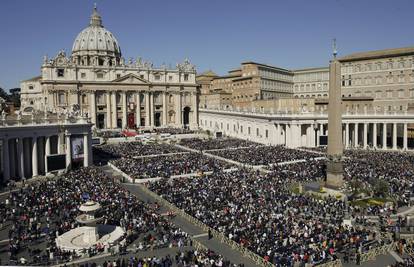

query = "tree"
[{"left": 374, "top": 180, "right": 390, "bottom": 198}]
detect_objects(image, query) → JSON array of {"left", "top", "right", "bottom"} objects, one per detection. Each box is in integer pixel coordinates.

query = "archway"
[
  {"left": 97, "top": 114, "right": 105, "bottom": 129},
  {"left": 155, "top": 112, "right": 161, "bottom": 127},
  {"left": 183, "top": 106, "right": 191, "bottom": 126}
]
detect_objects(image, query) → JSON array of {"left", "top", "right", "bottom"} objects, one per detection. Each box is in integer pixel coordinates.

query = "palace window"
[
  {"left": 116, "top": 74, "right": 121, "bottom": 79},
  {"left": 140, "top": 74, "right": 145, "bottom": 79},
  {"left": 57, "top": 69, "right": 65, "bottom": 77},
  {"left": 81, "top": 73, "right": 86, "bottom": 78},
  {"left": 265, "top": 130, "right": 269, "bottom": 138},
  {"left": 169, "top": 76, "right": 173, "bottom": 81},
  {"left": 29, "top": 85, "right": 34, "bottom": 90},
  {"left": 184, "top": 74, "right": 189, "bottom": 81},
  {"left": 97, "top": 73, "right": 104, "bottom": 79}
]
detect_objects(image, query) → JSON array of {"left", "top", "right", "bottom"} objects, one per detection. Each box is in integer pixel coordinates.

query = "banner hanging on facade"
[{"left": 71, "top": 135, "right": 84, "bottom": 160}]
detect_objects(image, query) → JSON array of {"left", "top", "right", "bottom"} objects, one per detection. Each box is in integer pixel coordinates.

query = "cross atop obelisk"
[{"left": 326, "top": 38, "right": 344, "bottom": 188}]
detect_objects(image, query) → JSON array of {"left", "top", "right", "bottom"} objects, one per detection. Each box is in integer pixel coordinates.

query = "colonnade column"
[
  {"left": 162, "top": 92, "right": 167, "bottom": 126},
  {"left": 9, "top": 139, "right": 15, "bottom": 178},
  {"left": 32, "top": 137, "right": 38, "bottom": 177},
  {"left": 392, "top": 123, "right": 397, "bottom": 150},
  {"left": 354, "top": 123, "right": 359, "bottom": 147},
  {"left": 403, "top": 123, "right": 408, "bottom": 150},
  {"left": 17, "top": 138, "right": 24, "bottom": 178},
  {"left": 106, "top": 92, "right": 111, "bottom": 128},
  {"left": 316, "top": 123, "right": 320, "bottom": 147},
  {"left": 345, "top": 123, "right": 350, "bottom": 148},
  {"left": 65, "top": 134, "right": 71, "bottom": 170},
  {"left": 363, "top": 123, "right": 368, "bottom": 149},
  {"left": 383, "top": 123, "right": 387, "bottom": 149},
  {"left": 121, "top": 91, "right": 127, "bottom": 129},
  {"left": 145, "top": 92, "right": 150, "bottom": 127},
  {"left": 83, "top": 134, "right": 90, "bottom": 167},
  {"left": 45, "top": 136, "right": 51, "bottom": 173},
  {"left": 310, "top": 124, "right": 316, "bottom": 147},
  {"left": 373, "top": 123, "right": 377, "bottom": 148},
  {"left": 111, "top": 92, "right": 117, "bottom": 129},
  {"left": 2, "top": 138, "right": 9, "bottom": 182},
  {"left": 89, "top": 91, "right": 96, "bottom": 126},
  {"left": 136, "top": 93, "right": 141, "bottom": 127}
]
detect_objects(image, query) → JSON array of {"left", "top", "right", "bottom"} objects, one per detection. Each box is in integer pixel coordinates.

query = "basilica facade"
[{"left": 20, "top": 6, "right": 198, "bottom": 130}]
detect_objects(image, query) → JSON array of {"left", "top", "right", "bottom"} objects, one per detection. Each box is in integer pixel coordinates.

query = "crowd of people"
[
  {"left": 1, "top": 167, "right": 190, "bottom": 265},
  {"left": 179, "top": 138, "right": 260, "bottom": 151},
  {"left": 77, "top": 249, "right": 237, "bottom": 267},
  {"left": 208, "top": 145, "right": 320, "bottom": 165},
  {"left": 94, "top": 142, "right": 185, "bottom": 158},
  {"left": 154, "top": 127, "right": 195, "bottom": 135},
  {"left": 111, "top": 153, "right": 234, "bottom": 179},
  {"left": 148, "top": 169, "right": 376, "bottom": 266}
]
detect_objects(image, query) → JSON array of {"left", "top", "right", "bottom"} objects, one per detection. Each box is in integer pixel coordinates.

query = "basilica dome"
[{"left": 71, "top": 6, "right": 121, "bottom": 59}]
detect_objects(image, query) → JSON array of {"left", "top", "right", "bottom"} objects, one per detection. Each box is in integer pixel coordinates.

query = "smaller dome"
[{"left": 71, "top": 5, "right": 121, "bottom": 58}]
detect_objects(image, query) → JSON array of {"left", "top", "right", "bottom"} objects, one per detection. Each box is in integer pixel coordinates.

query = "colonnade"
[
  {"left": 1, "top": 120, "right": 93, "bottom": 183},
  {"left": 88, "top": 90, "right": 198, "bottom": 129},
  {"left": 199, "top": 109, "right": 414, "bottom": 150}
]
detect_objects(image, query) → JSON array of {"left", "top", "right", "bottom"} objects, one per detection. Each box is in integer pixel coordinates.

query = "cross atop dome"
[{"left": 90, "top": 3, "right": 103, "bottom": 27}]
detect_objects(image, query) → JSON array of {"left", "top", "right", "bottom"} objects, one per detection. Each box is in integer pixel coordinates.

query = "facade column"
[
  {"left": 57, "top": 134, "right": 64, "bottom": 154},
  {"left": 162, "top": 92, "right": 167, "bottom": 126},
  {"left": 373, "top": 123, "right": 377, "bottom": 148},
  {"left": 17, "top": 138, "right": 24, "bottom": 179},
  {"left": 354, "top": 123, "right": 359, "bottom": 147},
  {"left": 192, "top": 92, "right": 198, "bottom": 128},
  {"left": 122, "top": 91, "right": 127, "bottom": 129},
  {"left": 106, "top": 92, "right": 111, "bottom": 128},
  {"left": 363, "top": 123, "right": 368, "bottom": 149},
  {"left": 45, "top": 136, "right": 51, "bottom": 173},
  {"left": 150, "top": 92, "right": 155, "bottom": 127},
  {"left": 403, "top": 123, "right": 408, "bottom": 150},
  {"left": 136, "top": 92, "right": 141, "bottom": 127},
  {"left": 345, "top": 123, "right": 350, "bottom": 148},
  {"left": 111, "top": 92, "right": 117, "bottom": 129},
  {"left": 319, "top": 124, "right": 323, "bottom": 135},
  {"left": 316, "top": 123, "right": 320, "bottom": 147},
  {"left": 65, "top": 134, "right": 72, "bottom": 170},
  {"left": 2, "top": 138, "right": 10, "bottom": 182},
  {"left": 32, "top": 137, "right": 38, "bottom": 177},
  {"left": 145, "top": 92, "right": 150, "bottom": 127},
  {"left": 83, "top": 134, "right": 90, "bottom": 167},
  {"left": 89, "top": 91, "right": 96, "bottom": 126},
  {"left": 383, "top": 123, "right": 387, "bottom": 149},
  {"left": 393, "top": 123, "right": 397, "bottom": 150},
  {"left": 176, "top": 93, "right": 182, "bottom": 126}
]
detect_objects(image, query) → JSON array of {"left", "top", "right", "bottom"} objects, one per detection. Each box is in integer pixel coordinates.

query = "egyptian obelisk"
[{"left": 326, "top": 39, "right": 344, "bottom": 188}]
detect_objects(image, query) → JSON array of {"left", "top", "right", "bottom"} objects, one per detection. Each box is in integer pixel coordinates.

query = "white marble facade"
[{"left": 20, "top": 6, "right": 199, "bottom": 130}]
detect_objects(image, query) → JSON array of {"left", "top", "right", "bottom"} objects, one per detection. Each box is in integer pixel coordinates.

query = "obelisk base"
[{"left": 325, "top": 157, "right": 344, "bottom": 189}]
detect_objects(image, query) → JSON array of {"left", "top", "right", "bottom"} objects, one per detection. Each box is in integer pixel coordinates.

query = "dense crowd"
[
  {"left": 179, "top": 138, "right": 260, "bottom": 151},
  {"left": 154, "top": 127, "right": 195, "bottom": 135},
  {"left": 343, "top": 150, "right": 414, "bottom": 209},
  {"left": 0, "top": 167, "right": 189, "bottom": 265},
  {"left": 209, "top": 145, "right": 320, "bottom": 165},
  {"left": 94, "top": 142, "right": 185, "bottom": 158},
  {"left": 148, "top": 170, "right": 376, "bottom": 266},
  {"left": 78, "top": 249, "right": 236, "bottom": 267},
  {"left": 111, "top": 153, "right": 234, "bottom": 179}
]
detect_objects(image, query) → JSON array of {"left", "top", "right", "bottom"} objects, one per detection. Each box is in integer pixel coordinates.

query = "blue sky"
[{"left": 0, "top": 0, "right": 413, "bottom": 90}]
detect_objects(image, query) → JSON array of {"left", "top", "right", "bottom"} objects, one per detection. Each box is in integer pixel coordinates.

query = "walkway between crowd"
[{"left": 103, "top": 166, "right": 260, "bottom": 267}]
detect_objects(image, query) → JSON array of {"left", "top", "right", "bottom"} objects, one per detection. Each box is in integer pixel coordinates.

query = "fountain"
[{"left": 56, "top": 200, "right": 125, "bottom": 252}]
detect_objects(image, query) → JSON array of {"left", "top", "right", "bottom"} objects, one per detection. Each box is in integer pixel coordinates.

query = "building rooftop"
[{"left": 338, "top": 46, "right": 414, "bottom": 62}]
